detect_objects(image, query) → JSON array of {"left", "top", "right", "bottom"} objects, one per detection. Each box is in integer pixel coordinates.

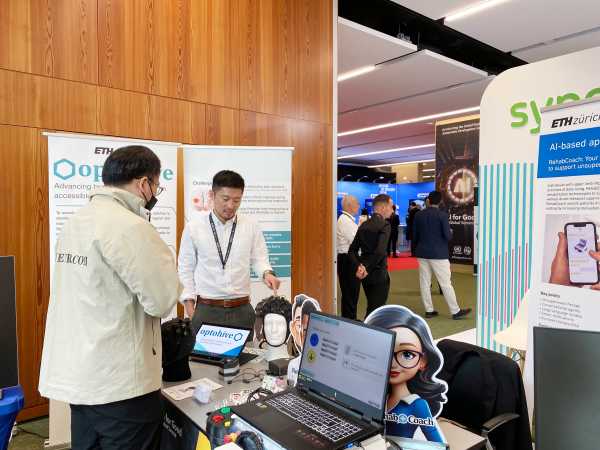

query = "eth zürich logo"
[{"left": 53, "top": 158, "right": 76, "bottom": 181}]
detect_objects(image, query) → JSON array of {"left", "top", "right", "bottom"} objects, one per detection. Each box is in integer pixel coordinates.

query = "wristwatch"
[{"left": 263, "top": 270, "right": 277, "bottom": 278}]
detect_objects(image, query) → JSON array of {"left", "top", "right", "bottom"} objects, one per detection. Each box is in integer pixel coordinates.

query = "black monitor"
[
  {"left": 0, "top": 256, "right": 18, "bottom": 389},
  {"left": 534, "top": 326, "right": 600, "bottom": 450},
  {"left": 297, "top": 312, "right": 395, "bottom": 423}
]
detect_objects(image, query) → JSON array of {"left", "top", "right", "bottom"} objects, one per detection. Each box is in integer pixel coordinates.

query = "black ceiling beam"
[{"left": 339, "top": 0, "right": 526, "bottom": 75}]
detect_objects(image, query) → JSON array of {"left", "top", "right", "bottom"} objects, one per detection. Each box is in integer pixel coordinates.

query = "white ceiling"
[
  {"left": 512, "top": 28, "right": 600, "bottom": 62},
  {"left": 392, "top": 0, "right": 600, "bottom": 62},
  {"left": 338, "top": 3, "right": 600, "bottom": 167},
  {"left": 339, "top": 50, "right": 487, "bottom": 112},
  {"left": 389, "top": 0, "right": 477, "bottom": 20},
  {"left": 338, "top": 77, "right": 493, "bottom": 148},
  {"left": 446, "top": 0, "right": 600, "bottom": 54},
  {"left": 338, "top": 17, "right": 416, "bottom": 74}
]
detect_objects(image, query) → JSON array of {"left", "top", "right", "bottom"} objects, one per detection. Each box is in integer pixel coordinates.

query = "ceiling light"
[
  {"left": 338, "top": 106, "right": 480, "bottom": 137},
  {"left": 445, "top": 0, "right": 511, "bottom": 23},
  {"left": 337, "top": 143, "right": 434, "bottom": 160},
  {"left": 337, "top": 65, "right": 377, "bottom": 82},
  {"left": 368, "top": 159, "right": 435, "bottom": 169}
]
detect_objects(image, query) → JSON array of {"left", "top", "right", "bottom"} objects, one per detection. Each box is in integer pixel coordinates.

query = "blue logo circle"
[
  {"left": 309, "top": 333, "right": 319, "bottom": 347},
  {"left": 399, "top": 414, "right": 408, "bottom": 424}
]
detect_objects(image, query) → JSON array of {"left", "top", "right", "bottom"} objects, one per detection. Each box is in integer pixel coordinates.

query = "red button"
[{"left": 212, "top": 415, "right": 224, "bottom": 423}]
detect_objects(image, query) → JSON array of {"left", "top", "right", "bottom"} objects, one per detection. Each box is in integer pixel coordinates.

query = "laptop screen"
[
  {"left": 193, "top": 323, "right": 250, "bottom": 358},
  {"left": 297, "top": 313, "right": 394, "bottom": 422}
]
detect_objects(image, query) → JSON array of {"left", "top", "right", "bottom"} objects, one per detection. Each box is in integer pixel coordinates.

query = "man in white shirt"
[
  {"left": 178, "top": 170, "right": 281, "bottom": 336},
  {"left": 337, "top": 195, "right": 361, "bottom": 319}
]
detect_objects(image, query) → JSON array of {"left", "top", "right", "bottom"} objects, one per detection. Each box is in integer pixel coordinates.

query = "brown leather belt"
[{"left": 197, "top": 296, "right": 250, "bottom": 308}]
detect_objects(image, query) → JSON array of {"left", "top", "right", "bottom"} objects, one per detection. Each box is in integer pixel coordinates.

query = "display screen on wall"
[
  {"left": 337, "top": 181, "right": 434, "bottom": 226},
  {"left": 0, "top": 256, "right": 19, "bottom": 388},
  {"left": 435, "top": 117, "right": 480, "bottom": 264}
]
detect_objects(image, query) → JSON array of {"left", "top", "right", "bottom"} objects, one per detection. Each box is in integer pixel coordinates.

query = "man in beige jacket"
[{"left": 39, "top": 145, "right": 182, "bottom": 449}]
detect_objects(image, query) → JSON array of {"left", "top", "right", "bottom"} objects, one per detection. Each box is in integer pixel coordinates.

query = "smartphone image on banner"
[{"left": 564, "top": 222, "right": 599, "bottom": 285}]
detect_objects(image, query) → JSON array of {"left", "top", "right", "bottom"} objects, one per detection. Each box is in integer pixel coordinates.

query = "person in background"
[
  {"left": 413, "top": 191, "right": 471, "bottom": 320},
  {"left": 387, "top": 205, "right": 401, "bottom": 258},
  {"left": 406, "top": 201, "right": 421, "bottom": 257},
  {"left": 358, "top": 207, "right": 370, "bottom": 226},
  {"left": 39, "top": 146, "right": 182, "bottom": 449},
  {"left": 349, "top": 194, "right": 394, "bottom": 317},
  {"left": 178, "top": 170, "right": 281, "bottom": 337},
  {"left": 337, "top": 195, "right": 361, "bottom": 320}
]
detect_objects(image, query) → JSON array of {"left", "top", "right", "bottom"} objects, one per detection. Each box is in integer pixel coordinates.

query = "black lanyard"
[{"left": 209, "top": 213, "right": 238, "bottom": 270}]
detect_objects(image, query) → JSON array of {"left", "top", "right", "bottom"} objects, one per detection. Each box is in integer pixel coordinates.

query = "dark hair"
[
  {"left": 212, "top": 170, "right": 245, "bottom": 192},
  {"left": 410, "top": 201, "right": 417, "bottom": 207},
  {"left": 428, "top": 190, "right": 442, "bottom": 205},
  {"left": 102, "top": 145, "right": 161, "bottom": 186},
  {"left": 361, "top": 208, "right": 369, "bottom": 215},
  {"left": 373, "top": 193, "right": 392, "bottom": 208},
  {"left": 365, "top": 305, "right": 447, "bottom": 417},
  {"left": 254, "top": 296, "right": 292, "bottom": 344}
]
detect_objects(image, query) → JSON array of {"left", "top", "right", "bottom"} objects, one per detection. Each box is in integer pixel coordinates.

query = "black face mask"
[
  {"left": 141, "top": 179, "right": 158, "bottom": 211},
  {"left": 145, "top": 195, "right": 158, "bottom": 211}
]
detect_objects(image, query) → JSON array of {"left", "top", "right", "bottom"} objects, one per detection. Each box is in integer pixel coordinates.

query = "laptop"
[
  {"left": 190, "top": 322, "right": 257, "bottom": 366},
  {"left": 232, "top": 312, "right": 395, "bottom": 450}
]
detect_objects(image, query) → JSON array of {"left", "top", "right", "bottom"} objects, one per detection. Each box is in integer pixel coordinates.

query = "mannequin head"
[
  {"left": 264, "top": 313, "right": 288, "bottom": 346},
  {"left": 290, "top": 294, "right": 321, "bottom": 352},
  {"left": 254, "top": 296, "right": 292, "bottom": 348}
]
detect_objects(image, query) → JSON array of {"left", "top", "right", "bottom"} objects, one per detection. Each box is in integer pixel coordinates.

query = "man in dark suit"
[
  {"left": 387, "top": 205, "right": 401, "bottom": 257},
  {"left": 406, "top": 201, "right": 421, "bottom": 256},
  {"left": 413, "top": 191, "right": 471, "bottom": 320},
  {"left": 349, "top": 194, "right": 393, "bottom": 317}
]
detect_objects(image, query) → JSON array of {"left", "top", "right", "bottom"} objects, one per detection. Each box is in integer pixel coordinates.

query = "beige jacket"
[{"left": 39, "top": 187, "right": 182, "bottom": 405}]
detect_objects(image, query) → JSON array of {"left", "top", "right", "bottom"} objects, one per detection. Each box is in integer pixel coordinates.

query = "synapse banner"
[{"left": 435, "top": 116, "right": 479, "bottom": 265}]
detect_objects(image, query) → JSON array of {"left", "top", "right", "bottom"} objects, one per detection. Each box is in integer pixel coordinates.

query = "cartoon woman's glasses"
[{"left": 394, "top": 349, "right": 424, "bottom": 369}]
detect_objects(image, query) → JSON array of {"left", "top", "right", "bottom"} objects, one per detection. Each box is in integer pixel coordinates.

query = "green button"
[{"left": 221, "top": 407, "right": 231, "bottom": 414}]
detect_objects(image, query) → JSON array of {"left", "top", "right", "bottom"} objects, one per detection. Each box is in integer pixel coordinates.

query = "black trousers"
[
  {"left": 363, "top": 271, "right": 390, "bottom": 317},
  {"left": 338, "top": 253, "right": 361, "bottom": 320},
  {"left": 388, "top": 232, "right": 399, "bottom": 256},
  {"left": 70, "top": 390, "right": 163, "bottom": 450}
]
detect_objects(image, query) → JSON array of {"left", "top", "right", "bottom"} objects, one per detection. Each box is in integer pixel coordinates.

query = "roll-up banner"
[
  {"left": 524, "top": 97, "right": 600, "bottom": 420},
  {"left": 435, "top": 115, "right": 479, "bottom": 265},
  {"left": 183, "top": 145, "right": 293, "bottom": 304},
  {"left": 46, "top": 133, "right": 179, "bottom": 270}
]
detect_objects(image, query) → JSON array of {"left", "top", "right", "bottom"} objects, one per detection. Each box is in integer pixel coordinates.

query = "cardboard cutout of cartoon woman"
[
  {"left": 287, "top": 294, "right": 321, "bottom": 386},
  {"left": 365, "top": 305, "right": 447, "bottom": 444}
]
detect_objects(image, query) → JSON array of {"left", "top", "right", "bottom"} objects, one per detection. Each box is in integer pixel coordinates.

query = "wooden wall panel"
[
  {"left": 206, "top": 105, "right": 239, "bottom": 145},
  {"left": 0, "top": 0, "right": 333, "bottom": 420},
  {"left": 239, "top": 0, "right": 299, "bottom": 119},
  {"left": 0, "top": 126, "right": 49, "bottom": 416},
  {"left": 199, "top": 0, "right": 240, "bottom": 108},
  {"left": 0, "top": 69, "right": 97, "bottom": 132},
  {"left": 0, "top": 0, "right": 98, "bottom": 84},
  {"left": 97, "top": 86, "right": 202, "bottom": 143},
  {"left": 98, "top": 0, "right": 239, "bottom": 108},
  {"left": 296, "top": 0, "right": 333, "bottom": 124},
  {"left": 239, "top": 111, "right": 333, "bottom": 311},
  {"left": 291, "top": 120, "right": 333, "bottom": 310},
  {"left": 239, "top": 110, "right": 293, "bottom": 147}
]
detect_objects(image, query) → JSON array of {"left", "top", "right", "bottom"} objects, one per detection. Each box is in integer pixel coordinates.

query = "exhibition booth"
[{"left": 1, "top": 6, "right": 599, "bottom": 450}]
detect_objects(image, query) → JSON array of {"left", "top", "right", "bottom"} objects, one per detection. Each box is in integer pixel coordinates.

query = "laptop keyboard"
[{"left": 265, "top": 393, "right": 362, "bottom": 442}]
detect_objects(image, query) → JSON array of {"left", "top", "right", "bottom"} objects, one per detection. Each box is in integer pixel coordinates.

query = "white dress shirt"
[
  {"left": 178, "top": 212, "right": 272, "bottom": 301},
  {"left": 336, "top": 211, "right": 358, "bottom": 254}
]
